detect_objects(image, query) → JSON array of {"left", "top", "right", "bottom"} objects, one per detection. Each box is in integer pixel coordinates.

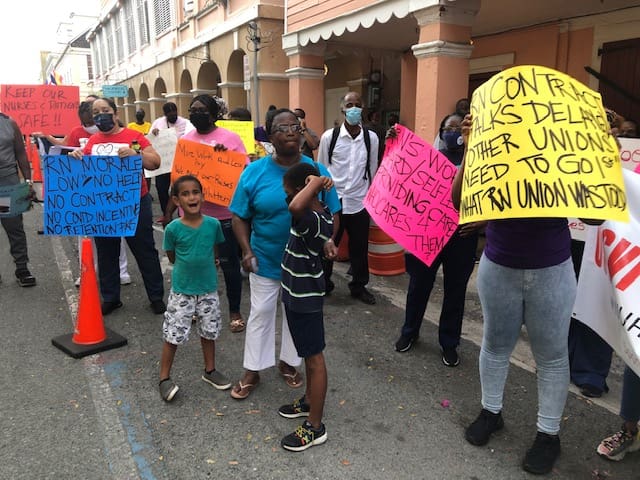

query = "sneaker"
[
  {"left": 120, "top": 274, "right": 132, "bottom": 285},
  {"left": 597, "top": 426, "right": 640, "bottom": 461},
  {"left": 281, "top": 420, "right": 327, "bottom": 452},
  {"left": 279, "top": 396, "right": 311, "bottom": 419},
  {"left": 101, "top": 301, "right": 123, "bottom": 316},
  {"left": 150, "top": 300, "right": 167, "bottom": 314},
  {"left": 351, "top": 288, "right": 376, "bottom": 305},
  {"left": 579, "top": 384, "right": 604, "bottom": 398},
  {"left": 465, "top": 409, "right": 504, "bottom": 446},
  {"left": 202, "top": 369, "right": 232, "bottom": 390},
  {"left": 395, "top": 334, "right": 417, "bottom": 353},
  {"left": 522, "top": 431, "right": 561, "bottom": 474},
  {"left": 159, "top": 378, "right": 179, "bottom": 402},
  {"left": 16, "top": 269, "right": 36, "bottom": 287},
  {"left": 442, "top": 347, "right": 460, "bottom": 367}
]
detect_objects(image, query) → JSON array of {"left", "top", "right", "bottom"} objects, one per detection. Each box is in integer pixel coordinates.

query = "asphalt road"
[{"left": 0, "top": 201, "right": 636, "bottom": 480}]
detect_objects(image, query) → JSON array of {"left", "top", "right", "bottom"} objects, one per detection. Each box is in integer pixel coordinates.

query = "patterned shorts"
[{"left": 163, "top": 290, "right": 222, "bottom": 345}]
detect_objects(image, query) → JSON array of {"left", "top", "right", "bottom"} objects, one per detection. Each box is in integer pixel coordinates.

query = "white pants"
[
  {"left": 77, "top": 237, "right": 129, "bottom": 276},
  {"left": 243, "top": 273, "right": 301, "bottom": 371}
]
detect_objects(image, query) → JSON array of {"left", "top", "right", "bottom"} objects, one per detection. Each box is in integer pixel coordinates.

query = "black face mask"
[
  {"left": 166, "top": 114, "right": 178, "bottom": 124},
  {"left": 135, "top": 114, "right": 145, "bottom": 122},
  {"left": 94, "top": 113, "right": 115, "bottom": 132},
  {"left": 189, "top": 112, "right": 211, "bottom": 131}
]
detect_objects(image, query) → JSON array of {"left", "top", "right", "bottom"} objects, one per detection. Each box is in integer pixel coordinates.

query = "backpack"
[{"left": 327, "top": 125, "right": 372, "bottom": 182}]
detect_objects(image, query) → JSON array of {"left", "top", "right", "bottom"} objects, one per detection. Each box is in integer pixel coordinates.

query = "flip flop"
[
  {"left": 280, "top": 370, "right": 303, "bottom": 389},
  {"left": 230, "top": 379, "right": 258, "bottom": 400}
]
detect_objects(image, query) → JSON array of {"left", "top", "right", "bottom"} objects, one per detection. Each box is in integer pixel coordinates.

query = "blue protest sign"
[
  {"left": 101, "top": 85, "right": 129, "bottom": 98},
  {"left": 0, "top": 183, "right": 31, "bottom": 217},
  {"left": 43, "top": 155, "right": 142, "bottom": 236}
]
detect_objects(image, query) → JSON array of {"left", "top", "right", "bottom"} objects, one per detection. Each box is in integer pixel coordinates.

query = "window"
[
  {"left": 153, "top": 0, "right": 174, "bottom": 36},
  {"left": 91, "top": 37, "right": 101, "bottom": 76},
  {"left": 105, "top": 23, "right": 114, "bottom": 68},
  {"left": 125, "top": 0, "right": 137, "bottom": 54},
  {"left": 114, "top": 11, "right": 124, "bottom": 63},
  {"left": 87, "top": 53, "right": 94, "bottom": 81},
  {"left": 137, "top": 0, "right": 150, "bottom": 46}
]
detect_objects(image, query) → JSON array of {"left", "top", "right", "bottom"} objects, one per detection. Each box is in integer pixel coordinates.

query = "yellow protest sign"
[
  {"left": 217, "top": 120, "right": 255, "bottom": 154},
  {"left": 459, "top": 65, "right": 628, "bottom": 224},
  {"left": 171, "top": 139, "right": 246, "bottom": 206}
]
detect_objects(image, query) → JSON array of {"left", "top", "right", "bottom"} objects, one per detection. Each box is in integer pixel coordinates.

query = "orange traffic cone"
[
  {"left": 73, "top": 238, "right": 106, "bottom": 344},
  {"left": 52, "top": 239, "right": 127, "bottom": 358}
]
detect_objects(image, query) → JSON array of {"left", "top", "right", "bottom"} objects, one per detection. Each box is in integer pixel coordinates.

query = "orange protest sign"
[
  {"left": 0, "top": 85, "right": 79, "bottom": 136},
  {"left": 171, "top": 138, "right": 246, "bottom": 206}
]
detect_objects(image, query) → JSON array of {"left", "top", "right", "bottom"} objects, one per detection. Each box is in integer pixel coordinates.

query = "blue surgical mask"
[
  {"left": 345, "top": 107, "right": 362, "bottom": 126},
  {"left": 443, "top": 131, "right": 463, "bottom": 150}
]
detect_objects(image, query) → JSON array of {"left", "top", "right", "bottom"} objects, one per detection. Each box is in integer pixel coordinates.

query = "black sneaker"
[
  {"left": 150, "top": 300, "right": 167, "bottom": 314},
  {"left": 522, "top": 431, "right": 561, "bottom": 475},
  {"left": 395, "top": 335, "right": 417, "bottom": 353},
  {"left": 442, "top": 347, "right": 460, "bottom": 367},
  {"left": 351, "top": 288, "right": 376, "bottom": 305},
  {"left": 279, "top": 396, "right": 311, "bottom": 418},
  {"left": 101, "top": 301, "right": 123, "bottom": 316},
  {"left": 16, "top": 269, "right": 36, "bottom": 287},
  {"left": 159, "top": 378, "right": 179, "bottom": 402},
  {"left": 465, "top": 409, "right": 504, "bottom": 446},
  {"left": 281, "top": 420, "right": 327, "bottom": 452}
]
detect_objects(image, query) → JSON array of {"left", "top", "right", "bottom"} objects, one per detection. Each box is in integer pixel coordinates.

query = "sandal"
[
  {"left": 230, "top": 376, "right": 259, "bottom": 400},
  {"left": 229, "top": 313, "right": 245, "bottom": 333},
  {"left": 279, "top": 363, "right": 303, "bottom": 388}
]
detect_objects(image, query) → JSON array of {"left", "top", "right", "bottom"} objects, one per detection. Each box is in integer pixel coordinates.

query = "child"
[
  {"left": 158, "top": 175, "right": 231, "bottom": 402},
  {"left": 278, "top": 163, "right": 337, "bottom": 451}
]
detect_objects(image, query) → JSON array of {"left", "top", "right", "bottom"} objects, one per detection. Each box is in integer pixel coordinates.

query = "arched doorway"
[{"left": 225, "top": 50, "right": 248, "bottom": 112}]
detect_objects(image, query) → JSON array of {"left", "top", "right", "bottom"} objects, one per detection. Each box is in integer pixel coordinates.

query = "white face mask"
[{"left": 83, "top": 125, "right": 99, "bottom": 134}]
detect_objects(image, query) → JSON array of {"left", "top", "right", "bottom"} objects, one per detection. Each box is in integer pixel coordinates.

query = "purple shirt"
[{"left": 484, "top": 218, "right": 571, "bottom": 269}]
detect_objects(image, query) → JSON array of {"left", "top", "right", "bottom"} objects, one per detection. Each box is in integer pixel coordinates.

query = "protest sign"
[
  {"left": 43, "top": 155, "right": 142, "bottom": 236},
  {"left": 0, "top": 85, "right": 79, "bottom": 136},
  {"left": 217, "top": 120, "right": 256, "bottom": 154},
  {"left": 145, "top": 128, "right": 178, "bottom": 178},
  {"left": 171, "top": 139, "right": 246, "bottom": 207},
  {"left": 0, "top": 183, "right": 31, "bottom": 217},
  {"left": 460, "top": 65, "right": 627, "bottom": 224},
  {"left": 573, "top": 169, "right": 640, "bottom": 377},
  {"left": 364, "top": 124, "right": 459, "bottom": 266},
  {"left": 619, "top": 137, "right": 640, "bottom": 172}
]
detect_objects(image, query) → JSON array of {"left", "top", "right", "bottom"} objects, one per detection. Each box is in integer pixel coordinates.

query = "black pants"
[{"left": 324, "top": 208, "right": 370, "bottom": 294}]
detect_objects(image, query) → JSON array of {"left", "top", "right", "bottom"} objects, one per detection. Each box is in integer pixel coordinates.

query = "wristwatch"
[{"left": 25, "top": 179, "right": 33, "bottom": 185}]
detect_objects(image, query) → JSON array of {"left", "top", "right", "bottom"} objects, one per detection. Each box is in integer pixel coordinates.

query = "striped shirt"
[{"left": 281, "top": 205, "right": 333, "bottom": 313}]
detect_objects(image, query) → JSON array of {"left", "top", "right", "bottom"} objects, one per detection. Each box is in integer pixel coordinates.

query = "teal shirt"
[{"left": 163, "top": 216, "right": 225, "bottom": 295}]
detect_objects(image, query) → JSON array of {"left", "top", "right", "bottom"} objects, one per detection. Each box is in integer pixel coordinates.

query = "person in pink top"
[{"left": 165, "top": 95, "right": 249, "bottom": 333}]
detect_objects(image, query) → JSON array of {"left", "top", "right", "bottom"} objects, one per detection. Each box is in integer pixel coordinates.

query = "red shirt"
[
  {"left": 66, "top": 125, "right": 92, "bottom": 148},
  {"left": 83, "top": 128, "right": 151, "bottom": 197}
]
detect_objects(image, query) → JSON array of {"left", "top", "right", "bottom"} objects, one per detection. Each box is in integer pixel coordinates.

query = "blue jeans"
[
  {"left": 95, "top": 194, "right": 164, "bottom": 303},
  {"left": 621, "top": 366, "right": 640, "bottom": 423},
  {"left": 477, "top": 255, "right": 576, "bottom": 435},
  {"left": 401, "top": 231, "right": 477, "bottom": 349},
  {"left": 217, "top": 218, "right": 242, "bottom": 314}
]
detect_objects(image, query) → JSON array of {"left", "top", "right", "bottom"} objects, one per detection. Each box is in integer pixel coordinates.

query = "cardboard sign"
[
  {"left": 145, "top": 128, "right": 178, "bottom": 178},
  {"left": 460, "top": 65, "right": 627, "bottom": 224},
  {"left": 0, "top": 183, "right": 31, "bottom": 217},
  {"left": 43, "top": 155, "right": 142, "bottom": 236},
  {"left": 364, "top": 125, "right": 459, "bottom": 266},
  {"left": 619, "top": 137, "right": 640, "bottom": 172},
  {"left": 0, "top": 85, "right": 79, "bottom": 136},
  {"left": 217, "top": 120, "right": 256, "bottom": 154},
  {"left": 573, "top": 169, "right": 640, "bottom": 377},
  {"left": 171, "top": 139, "right": 246, "bottom": 206}
]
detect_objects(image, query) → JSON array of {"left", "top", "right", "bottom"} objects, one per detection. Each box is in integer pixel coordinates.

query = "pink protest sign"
[{"left": 364, "top": 125, "right": 459, "bottom": 266}]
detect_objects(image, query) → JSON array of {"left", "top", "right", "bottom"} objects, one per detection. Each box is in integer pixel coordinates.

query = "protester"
[
  {"left": 317, "top": 91, "right": 379, "bottom": 304},
  {"left": 618, "top": 119, "right": 638, "bottom": 138},
  {"left": 278, "top": 162, "right": 337, "bottom": 451},
  {"left": 70, "top": 97, "right": 165, "bottom": 315},
  {"left": 166, "top": 94, "right": 248, "bottom": 333},
  {"left": 452, "top": 114, "right": 602, "bottom": 474},
  {"left": 127, "top": 109, "right": 151, "bottom": 134},
  {"left": 293, "top": 108, "right": 320, "bottom": 159},
  {"left": 158, "top": 175, "right": 230, "bottom": 402},
  {"left": 393, "top": 114, "right": 479, "bottom": 368},
  {"left": 0, "top": 113, "right": 36, "bottom": 286},
  {"left": 150, "top": 102, "right": 190, "bottom": 224},
  {"left": 597, "top": 366, "right": 640, "bottom": 461},
  {"left": 228, "top": 108, "right": 341, "bottom": 400}
]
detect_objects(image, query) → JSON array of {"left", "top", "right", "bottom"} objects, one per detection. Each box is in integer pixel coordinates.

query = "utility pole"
[{"left": 247, "top": 21, "right": 261, "bottom": 126}]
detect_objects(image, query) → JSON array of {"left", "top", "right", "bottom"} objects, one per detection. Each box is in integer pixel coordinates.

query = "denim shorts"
[
  {"left": 163, "top": 290, "right": 221, "bottom": 345},
  {"left": 284, "top": 305, "right": 325, "bottom": 358}
]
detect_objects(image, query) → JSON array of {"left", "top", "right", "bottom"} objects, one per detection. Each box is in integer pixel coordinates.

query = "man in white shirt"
[
  {"left": 317, "top": 91, "right": 379, "bottom": 304},
  {"left": 150, "top": 102, "right": 190, "bottom": 223}
]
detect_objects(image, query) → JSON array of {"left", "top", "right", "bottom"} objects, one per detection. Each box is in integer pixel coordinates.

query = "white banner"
[
  {"left": 144, "top": 128, "right": 178, "bottom": 178},
  {"left": 573, "top": 169, "right": 640, "bottom": 377}
]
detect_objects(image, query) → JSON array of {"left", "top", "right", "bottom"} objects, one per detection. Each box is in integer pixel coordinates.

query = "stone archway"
[
  {"left": 136, "top": 83, "right": 151, "bottom": 126},
  {"left": 125, "top": 87, "right": 136, "bottom": 125},
  {"left": 151, "top": 77, "right": 168, "bottom": 120},
  {"left": 224, "top": 50, "right": 248, "bottom": 111},
  {"left": 196, "top": 61, "right": 221, "bottom": 95},
  {"left": 175, "top": 69, "right": 194, "bottom": 115}
]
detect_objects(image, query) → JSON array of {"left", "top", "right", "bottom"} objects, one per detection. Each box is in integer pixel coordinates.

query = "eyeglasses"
[
  {"left": 273, "top": 124, "right": 302, "bottom": 134},
  {"left": 188, "top": 108, "right": 209, "bottom": 114},
  {"left": 442, "top": 126, "right": 461, "bottom": 132}
]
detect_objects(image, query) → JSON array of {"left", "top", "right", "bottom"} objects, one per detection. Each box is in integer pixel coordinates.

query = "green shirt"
[{"left": 163, "top": 216, "right": 224, "bottom": 295}]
